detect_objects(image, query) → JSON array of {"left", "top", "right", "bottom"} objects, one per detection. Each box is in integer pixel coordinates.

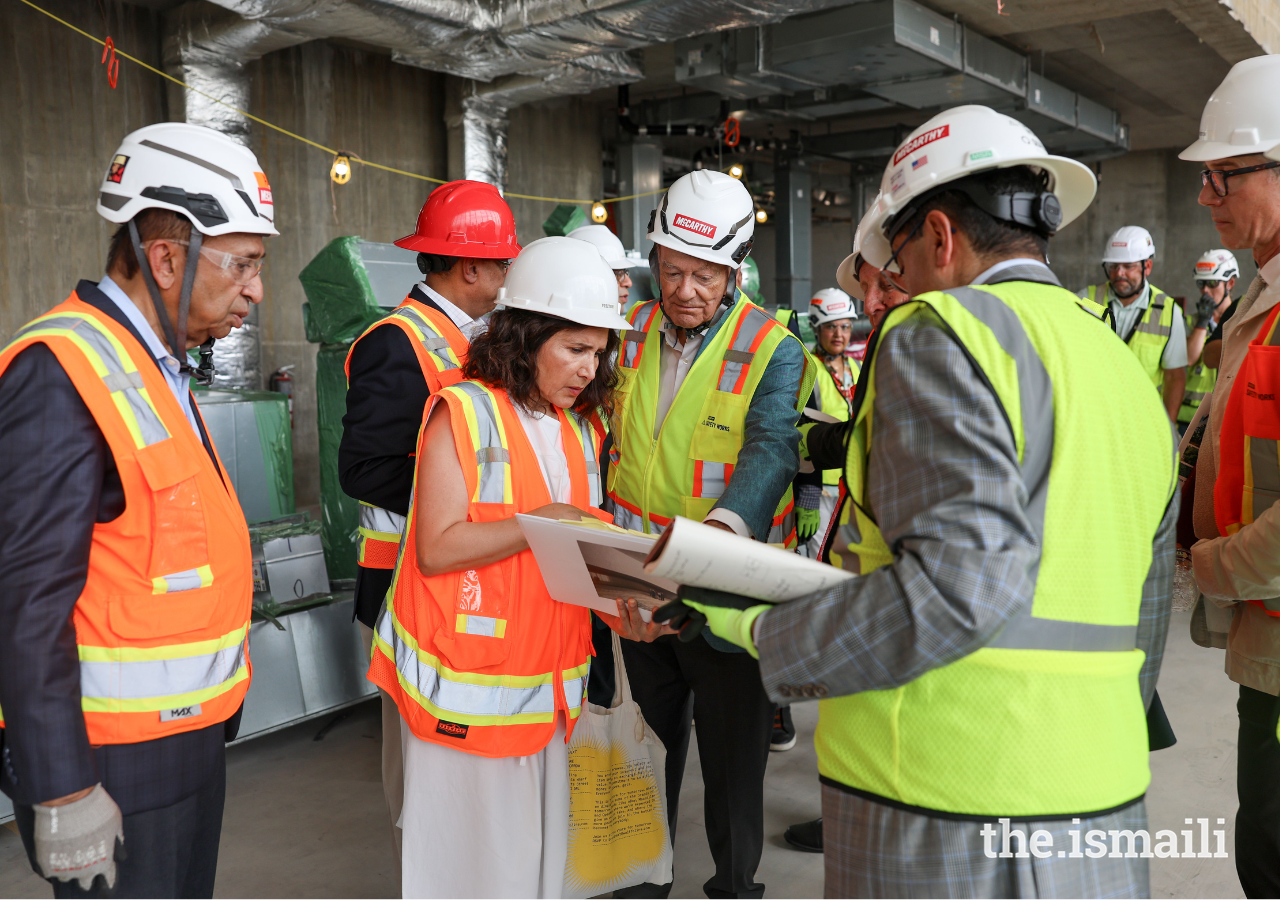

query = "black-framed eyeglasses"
[
  {"left": 1201, "top": 161, "right": 1280, "bottom": 197},
  {"left": 492, "top": 258, "right": 512, "bottom": 272}
]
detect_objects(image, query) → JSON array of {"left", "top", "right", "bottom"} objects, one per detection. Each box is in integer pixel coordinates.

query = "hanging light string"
[{"left": 14, "top": 0, "right": 672, "bottom": 206}]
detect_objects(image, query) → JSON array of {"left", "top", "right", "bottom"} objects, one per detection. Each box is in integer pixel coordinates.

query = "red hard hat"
[{"left": 395, "top": 180, "right": 521, "bottom": 258}]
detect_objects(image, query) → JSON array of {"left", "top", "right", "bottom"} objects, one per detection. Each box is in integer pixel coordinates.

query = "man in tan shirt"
[{"left": 1184, "top": 54, "right": 1280, "bottom": 899}]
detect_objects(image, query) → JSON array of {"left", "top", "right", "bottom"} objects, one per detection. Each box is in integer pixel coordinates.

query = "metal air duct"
[{"left": 165, "top": 3, "right": 310, "bottom": 390}]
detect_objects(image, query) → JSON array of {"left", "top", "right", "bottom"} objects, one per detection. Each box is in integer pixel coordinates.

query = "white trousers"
[
  {"left": 400, "top": 715, "right": 570, "bottom": 899},
  {"left": 801, "top": 485, "right": 840, "bottom": 559}
]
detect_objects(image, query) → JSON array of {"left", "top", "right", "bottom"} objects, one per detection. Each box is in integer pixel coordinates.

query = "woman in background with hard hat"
[{"left": 366, "top": 237, "right": 646, "bottom": 898}]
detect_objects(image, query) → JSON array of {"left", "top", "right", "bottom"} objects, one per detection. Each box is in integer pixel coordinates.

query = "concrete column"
[
  {"left": 617, "top": 142, "right": 663, "bottom": 256},
  {"left": 775, "top": 156, "right": 812, "bottom": 310}
]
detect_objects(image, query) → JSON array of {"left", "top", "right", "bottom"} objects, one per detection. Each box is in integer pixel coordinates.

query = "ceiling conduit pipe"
[{"left": 164, "top": 2, "right": 310, "bottom": 390}]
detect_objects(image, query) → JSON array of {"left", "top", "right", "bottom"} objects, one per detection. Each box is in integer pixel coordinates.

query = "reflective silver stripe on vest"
[
  {"left": 696, "top": 461, "right": 729, "bottom": 499},
  {"left": 459, "top": 615, "right": 502, "bottom": 637},
  {"left": 377, "top": 610, "right": 556, "bottom": 718},
  {"left": 395, "top": 306, "right": 459, "bottom": 371},
  {"left": 622, "top": 330, "right": 647, "bottom": 368},
  {"left": 564, "top": 670, "right": 587, "bottom": 712},
  {"left": 454, "top": 382, "right": 510, "bottom": 504},
  {"left": 940, "top": 288, "right": 1137, "bottom": 653},
  {"left": 717, "top": 307, "right": 773, "bottom": 392},
  {"left": 157, "top": 568, "right": 205, "bottom": 592},
  {"left": 573, "top": 415, "right": 602, "bottom": 507},
  {"left": 607, "top": 502, "right": 668, "bottom": 536},
  {"left": 80, "top": 640, "right": 246, "bottom": 702},
  {"left": 1249, "top": 437, "right": 1280, "bottom": 520},
  {"left": 360, "top": 503, "right": 407, "bottom": 537},
  {"left": 1132, "top": 297, "right": 1171, "bottom": 337},
  {"left": 16, "top": 315, "right": 171, "bottom": 447}
]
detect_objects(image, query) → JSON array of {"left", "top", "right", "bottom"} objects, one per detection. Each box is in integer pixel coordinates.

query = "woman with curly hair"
[{"left": 366, "top": 237, "right": 668, "bottom": 898}]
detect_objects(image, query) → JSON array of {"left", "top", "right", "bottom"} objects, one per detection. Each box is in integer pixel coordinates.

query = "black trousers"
[
  {"left": 15, "top": 762, "right": 226, "bottom": 899},
  {"left": 1236, "top": 684, "right": 1280, "bottom": 899},
  {"left": 619, "top": 634, "right": 774, "bottom": 899}
]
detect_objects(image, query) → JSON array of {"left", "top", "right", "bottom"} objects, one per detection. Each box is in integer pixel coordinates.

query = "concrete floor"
[{"left": 0, "top": 609, "right": 1250, "bottom": 898}]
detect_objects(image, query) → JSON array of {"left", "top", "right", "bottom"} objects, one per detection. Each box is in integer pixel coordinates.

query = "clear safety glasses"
[{"left": 146, "top": 240, "right": 265, "bottom": 285}]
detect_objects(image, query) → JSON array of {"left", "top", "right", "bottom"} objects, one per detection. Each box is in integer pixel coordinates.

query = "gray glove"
[
  {"left": 34, "top": 784, "right": 124, "bottom": 891},
  {"left": 1194, "top": 292, "right": 1216, "bottom": 330}
]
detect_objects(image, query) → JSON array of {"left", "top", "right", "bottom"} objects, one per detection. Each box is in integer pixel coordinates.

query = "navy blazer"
[{"left": 0, "top": 280, "right": 238, "bottom": 813}]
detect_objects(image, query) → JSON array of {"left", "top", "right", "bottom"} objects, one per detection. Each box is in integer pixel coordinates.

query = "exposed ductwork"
[
  {"left": 164, "top": 3, "right": 310, "bottom": 390},
  {"left": 199, "top": 0, "right": 856, "bottom": 83}
]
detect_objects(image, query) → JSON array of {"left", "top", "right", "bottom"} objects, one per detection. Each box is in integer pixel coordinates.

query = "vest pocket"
[
  {"left": 433, "top": 558, "right": 514, "bottom": 671},
  {"left": 109, "top": 586, "right": 219, "bottom": 638},
  {"left": 135, "top": 437, "right": 211, "bottom": 590},
  {"left": 689, "top": 390, "right": 748, "bottom": 464}
]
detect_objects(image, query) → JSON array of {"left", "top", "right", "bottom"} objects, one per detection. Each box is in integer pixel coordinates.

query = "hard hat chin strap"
[{"left": 129, "top": 220, "right": 213, "bottom": 385}]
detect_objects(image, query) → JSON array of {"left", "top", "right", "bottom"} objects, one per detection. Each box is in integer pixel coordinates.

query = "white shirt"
[
  {"left": 655, "top": 308, "right": 752, "bottom": 538},
  {"left": 98, "top": 275, "right": 201, "bottom": 436},
  {"left": 1090, "top": 281, "right": 1189, "bottom": 370},
  {"left": 418, "top": 282, "right": 486, "bottom": 342},
  {"left": 512, "top": 404, "right": 572, "bottom": 504}
]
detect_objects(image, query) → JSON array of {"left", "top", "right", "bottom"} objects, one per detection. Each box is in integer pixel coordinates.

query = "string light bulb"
[
  {"left": 755, "top": 208, "right": 768, "bottom": 224},
  {"left": 590, "top": 200, "right": 608, "bottom": 223},
  {"left": 330, "top": 153, "right": 352, "bottom": 185},
  {"left": 729, "top": 163, "right": 744, "bottom": 179}
]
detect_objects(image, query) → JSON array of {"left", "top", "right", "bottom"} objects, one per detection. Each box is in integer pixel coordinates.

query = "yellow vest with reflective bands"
[
  {"left": 1085, "top": 282, "right": 1175, "bottom": 388},
  {"left": 822, "top": 280, "right": 1175, "bottom": 817},
  {"left": 1179, "top": 311, "right": 1219, "bottom": 424},
  {"left": 809, "top": 352, "right": 853, "bottom": 485},
  {"left": 608, "top": 294, "right": 816, "bottom": 545}
]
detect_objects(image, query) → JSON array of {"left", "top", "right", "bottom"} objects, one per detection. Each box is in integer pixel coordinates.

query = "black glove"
[
  {"left": 1194, "top": 292, "right": 1216, "bottom": 331},
  {"left": 653, "top": 585, "right": 763, "bottom": 643}
]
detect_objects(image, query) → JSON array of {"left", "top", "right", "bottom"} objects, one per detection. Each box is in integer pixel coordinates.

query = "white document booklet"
[{"left": 516, "top": 514, "right": 855, "bottom": 618}]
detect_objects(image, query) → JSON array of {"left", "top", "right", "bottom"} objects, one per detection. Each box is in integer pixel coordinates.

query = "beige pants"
[{"left": 360, "top": 623, "right": 404, "bottom": 862}]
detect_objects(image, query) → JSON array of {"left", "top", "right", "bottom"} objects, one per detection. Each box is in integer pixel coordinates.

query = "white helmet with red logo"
[
  {"left": 809, "top": 288, "right": 858, "bottom": 327},
  {"left": 1194, "top": 248, "right": 1239, "bottom": 282},
  {"left": 1101, "top": 226, "right": 1155, "bottom": 264},
  {"left": 647, "top": 170, "right": 755, "bottom": 269},
  {"left": 97, "top": 122, "right": 278, "bottom": 236},
  {"left": 859, "top": 105, "right": 1096, "bottom": 269}
]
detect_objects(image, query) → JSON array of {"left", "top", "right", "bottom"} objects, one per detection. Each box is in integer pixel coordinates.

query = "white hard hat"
[
  {"left": 1194, "top": 248, "right": 1240, "bottom": 282},
  {"left": 809, "top": 288, "right": 857, "bottom": 328},
  {"left": 497, "top": 237, "right": 632, "bottom": 330},
  {"left": 1101, "top": 226, "right": 1155, "bottom": 264},
  {"left": 1181, "top": 55, "right": 1280, "bottom": 162},
  {"left": 567, "top": 224, "right": 630, "bottom": 270},
  {"left": 648, "top": 170, "right": 755, "bottom": 269},
  {"left": 860, "top": 105, "right": 1096, "bottom": 269},
  {"left": 836, "top": 197, "right": 882, "bottom": 302},
  {"left": 97, "top": 122, "right": 278, "bottom": 236}
]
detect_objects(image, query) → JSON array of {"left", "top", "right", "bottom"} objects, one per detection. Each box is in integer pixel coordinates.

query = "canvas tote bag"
[{"left": 563, "top": 633, "right": 674, "bottom": 897}]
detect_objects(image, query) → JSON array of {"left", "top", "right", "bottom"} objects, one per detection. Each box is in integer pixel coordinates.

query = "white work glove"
[{"left": 33, "top": 784, "right": 124, "bottom": 891}]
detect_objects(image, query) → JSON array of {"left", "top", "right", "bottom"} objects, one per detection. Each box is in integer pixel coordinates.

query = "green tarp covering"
[
  {"left": 543, "top": 203, "right": 588, "bottom": 236},
  {"left": 315, "top": 342, "right": 359, "bottom": 581},
  {"left": 299, "top": 236, "right": 386, "bottom": 345}
]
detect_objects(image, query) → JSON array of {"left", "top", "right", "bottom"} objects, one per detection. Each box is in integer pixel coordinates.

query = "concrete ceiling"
[{"left": 618, "top": 0, "right": 1269, "bottom": 153}]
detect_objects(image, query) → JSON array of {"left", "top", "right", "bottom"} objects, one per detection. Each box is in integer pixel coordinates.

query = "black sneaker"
[
  {"left": 784, "top": 817, "right": 824, "bottom": 853},
  {"left": 770, "top": 705, "right": 796, "bottom": 752}
]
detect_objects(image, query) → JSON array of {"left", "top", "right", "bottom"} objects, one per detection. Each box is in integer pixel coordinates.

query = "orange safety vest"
[
  {"left": 344, "top": 294, "right": 469, "bottom": 569},
  {"left": 0, "top": 291, "right": 253, "bottom": 743},
  {"left": 367, "top": 380, "right": 603, "bottom": 757},
  {"left": 1216, "top": 300, "right": 1280, "bottom": 618}
]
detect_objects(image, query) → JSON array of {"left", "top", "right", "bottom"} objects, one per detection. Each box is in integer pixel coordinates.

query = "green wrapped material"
[
  {"left": 196, "top": 389, "right": 295, "bottom": 523},
  {"left": 739, "top": 257, "right": 762, "bottom": 302},
  {"left": 316, "top": 342, "right": 359, "bottom": 581},
  {"left": 543, "top": 203, "right": 588, "bottom": 236},
  {"left": 299, "top": 236, "right": 416, "bottom": 344}
]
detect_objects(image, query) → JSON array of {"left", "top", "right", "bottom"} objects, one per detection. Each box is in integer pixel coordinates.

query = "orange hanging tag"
[
  {"left": 723, "top": 117, "right": 741, "bottom": 148},
  {"left": 101, "top": 37, "right": 119, "bottom": 89}
]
